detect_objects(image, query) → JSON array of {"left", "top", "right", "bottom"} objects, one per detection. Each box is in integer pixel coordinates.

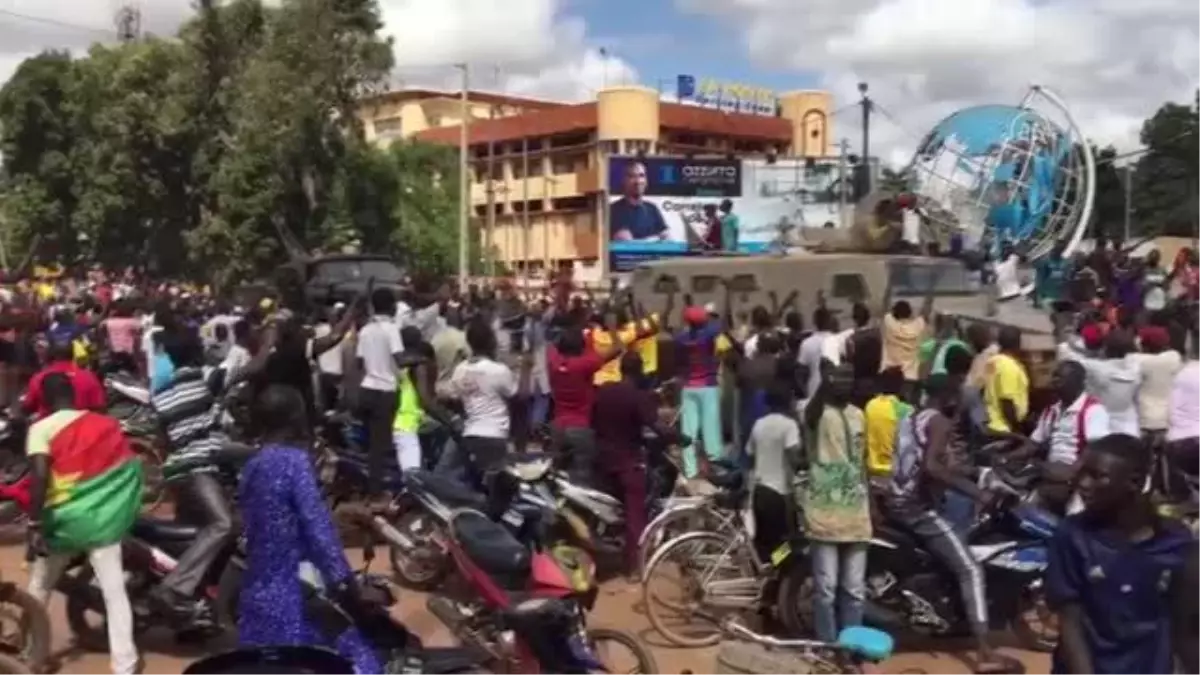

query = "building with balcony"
[{"left": 361, "top": 85, "right": 835, "bottom": 280}]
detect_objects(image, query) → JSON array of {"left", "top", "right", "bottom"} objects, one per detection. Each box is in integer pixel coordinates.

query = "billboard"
[
  {"left": 607, "top": 156, "right": 863, "bottom": 271},
  {"left": 676, "top": 75, "right": 778, "bottom": 116}
]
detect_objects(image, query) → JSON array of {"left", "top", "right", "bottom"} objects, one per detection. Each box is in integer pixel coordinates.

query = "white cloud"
[
  {"left": 0, "top": 0, "right": 633, "bottom": 103},
  {"left": 679, "top": 0, "right": 1199, "bottom": 165}
]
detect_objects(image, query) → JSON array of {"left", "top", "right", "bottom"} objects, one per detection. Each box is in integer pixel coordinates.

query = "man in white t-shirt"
[
  {"left": 1020, "top": 361, "right": 1109, "bottom": 513},
  {"left": 356, "top": 289, "right": 413, "bottom": 498},
  {"left": 313, "top": 304, "right": 347, "bottom": 411},
  {"left": 444, "top": 319, "right": 524, "bottom": 484},
  {"left": 797, "top": 307, "right": 835, "bottom": 401},
  {"left": 994, "top": 243, "right": 1023, "bottom": 300},
  {"left": 1057, "top": 330, "right": 1142, "bottom": 435}
]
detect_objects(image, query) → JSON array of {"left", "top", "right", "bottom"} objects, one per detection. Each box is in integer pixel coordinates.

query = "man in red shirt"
[
  {"left": 23, "top": 341, "right": 105, "bottom": 418},
  {"left": 548, "top": 325, "right": 623, "bottom": 485}
]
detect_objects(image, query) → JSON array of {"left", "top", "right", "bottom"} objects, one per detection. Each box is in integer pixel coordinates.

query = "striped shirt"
[{"left": 151, "top": 366, "right": 224, "bottom": 480}]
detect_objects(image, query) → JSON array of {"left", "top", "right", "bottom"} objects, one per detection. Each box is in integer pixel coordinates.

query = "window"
[
  {"left": 691, "top": 275, "right": 719, "bottom": 293},
  {"left": 427, "top": 114, "right": 442, "bottom": 127},
  {"left": 552, "top": 154, "right": 583, "bottom": 175},
  {"left": 596, "top": 140, "right": 619, "bottom": 155},
  {"left": 728, "top": 274, "right": 758, "bottom": 293},
  {"left": 653, "top": 274, "right": 680, "bottom": 294},
  {"left": 830, "top": 273, "right": 867, "bottom": 300},
  {"left": 627, "top": 139, "right": 653, "bottom": 155},
  {"left": 373, "top": 116, "right": 402, "bottom": 137},
  {"left": 887, "top": 260, "right": 974, "bottom": 295}
]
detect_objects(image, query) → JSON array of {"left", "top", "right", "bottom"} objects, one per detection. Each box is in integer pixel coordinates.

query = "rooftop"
[
  {"left": 359, "top": 88, "right": 568, "bottom": 111},
  {"left": 412, "top": 101, "right": 793, "bottom": 146}
]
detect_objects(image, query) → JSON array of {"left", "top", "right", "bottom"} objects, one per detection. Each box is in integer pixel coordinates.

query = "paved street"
[{"left": 0, "top": 544, "right": 1052, "bottom": 674}]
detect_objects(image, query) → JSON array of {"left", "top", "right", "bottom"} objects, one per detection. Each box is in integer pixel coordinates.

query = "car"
[{"left": 275, "top": 254, "right": 406, "bottom": 309}]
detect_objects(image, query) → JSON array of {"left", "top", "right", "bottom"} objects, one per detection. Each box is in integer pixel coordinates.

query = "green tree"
[
  {"left": 1132, "top": 98, "right": 1199, "bottom": 238},
  {"left": 0, "top": 52, "right": 80, "bottom": 265}
]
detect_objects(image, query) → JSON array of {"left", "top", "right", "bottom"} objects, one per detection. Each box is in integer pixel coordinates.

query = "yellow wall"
[
  {"left": 358, "top": 94, "right": 529, "bottom": 145},
  {"left": 485, "top": 211, "right": 595, "bottom": 267},
  {"left": 778, "top": 90, "right": 833, "bottom": 157},
  {"left": 596, "top": 86, "right": 659, "bottom": 143}
]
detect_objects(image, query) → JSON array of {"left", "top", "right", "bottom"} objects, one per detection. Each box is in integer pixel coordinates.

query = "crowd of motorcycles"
[{"left": 0, "top": 365, "right": 1191, "bottom": 674}]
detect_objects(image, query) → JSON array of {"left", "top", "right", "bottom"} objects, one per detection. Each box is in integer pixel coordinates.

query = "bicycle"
[
  {"left": 718, "top": 619, "right": 894, "bottom": 675},
  {"left": 639, "top": 473, "right": 809, "bottom": 648}
]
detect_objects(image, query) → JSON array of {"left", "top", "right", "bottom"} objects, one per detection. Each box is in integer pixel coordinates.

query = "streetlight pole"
[
  {"left": 1122, "top": 164, "right": 1133, "bottom": 242},
  {"left": 457, "top": 63, "right": 470, "bottom": 285},
  {"left": 858, "top": 81, "right": 871, "bottom": 196}
]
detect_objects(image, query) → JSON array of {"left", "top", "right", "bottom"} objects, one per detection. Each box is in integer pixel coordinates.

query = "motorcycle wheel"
[
  {"left": 774, "top": 561, "right": 815, "bottom": 637},
  {"left": 129, "top": 437, "right": 166, "bottom": 513},
  {"left": 0, "top": 502, "right": 27, "bottom": 546},
  {"left": 0, "top": 653, "right": 31, "bottom": 674},
  {"left": 0, "top": 582, "right": 51, "bottom": 671},
  {"left": 1012, "top": 585, "right": 1058, "bottom": 653},
  {"left": 388, "top": 510, "right": 449, "bottom": 590},
  {"left": 586, "top": 627, "right": 657, "bottom": 674}
]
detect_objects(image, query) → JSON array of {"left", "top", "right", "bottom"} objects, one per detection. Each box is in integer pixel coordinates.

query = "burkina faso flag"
[{"left": 36, "top": 410, "right": 143, "bottom": 553}]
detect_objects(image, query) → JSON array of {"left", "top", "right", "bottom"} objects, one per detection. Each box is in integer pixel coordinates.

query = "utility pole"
[
  {"left": 457, "top": 64, "right": 470, "bottom": 285},
  {"left": 838, "top": 138, "right": 850, "bottom": 228},
  {"left": 486, "top": 139, "right": 496, "bottom": 277},
  {"left": 1122, "top": 164, "right": 1133, "bottom": 242},
  {"left": 522, "top": 137, "right": 531, "bottom": 282},
  {"left": 858, "top": 81, "right": 872, "bottom": 196}
]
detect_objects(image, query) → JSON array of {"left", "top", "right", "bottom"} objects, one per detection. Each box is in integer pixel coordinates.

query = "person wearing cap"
[
  {"left": 675, "top": 303, "right": 731, "bottom": 477},
  {"left": 1131, "top": 324, "right": 1181, "bottom": 446}
]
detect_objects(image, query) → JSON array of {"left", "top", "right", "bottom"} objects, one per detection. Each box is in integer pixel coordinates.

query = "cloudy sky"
[{"left": 0, "top": 0, "right": 1196, "bottom": 166}]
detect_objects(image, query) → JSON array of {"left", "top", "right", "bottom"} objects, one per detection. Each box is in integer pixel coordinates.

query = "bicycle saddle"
[{"left": 836, "top": 626, "right": 894, "bottom": 662}]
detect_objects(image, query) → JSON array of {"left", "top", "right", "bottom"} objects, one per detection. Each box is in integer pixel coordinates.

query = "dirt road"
[{"left": 0, "top": 545, "right": 1049, "bottom": 674}]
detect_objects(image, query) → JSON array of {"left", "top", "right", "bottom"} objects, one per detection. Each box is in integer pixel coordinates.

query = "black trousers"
[
  {"left": 751, "top": 485, "right": 793, "bottom": 563},
  {"left": 460, "top": 436, "right": 508, "bottom": 490},
  {"left": 163, "top": 472, "right": 234, "bottom": 597},
  {"left": 359, "top": 387, "right": 398, "bottom": 496},
  {"left": 318, "top": 373, "right": 341, "bottom": 413}
]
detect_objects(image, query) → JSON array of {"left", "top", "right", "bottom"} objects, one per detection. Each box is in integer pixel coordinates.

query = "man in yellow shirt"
[
  {"left": 984, "top": 327, "right": 1029, "bottom": 434},
  {"left": 590, "top": 308, "right": 658, "bottom": 386},
  {"left": 631, "top": 312, "right": 660, "bottom": 383},
  {"left": 864, "top": 367, "right": 911, "bottom": 475}
]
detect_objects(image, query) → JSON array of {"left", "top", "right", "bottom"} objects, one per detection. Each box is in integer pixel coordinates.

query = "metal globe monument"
[{"left": 905, "top": 85, "right": 1096, "bottom": 262}]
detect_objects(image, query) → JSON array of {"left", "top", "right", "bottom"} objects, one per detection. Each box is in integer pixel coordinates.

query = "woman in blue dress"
[{"left": 237, "top": 384, "right": 382, "bottom": 674}]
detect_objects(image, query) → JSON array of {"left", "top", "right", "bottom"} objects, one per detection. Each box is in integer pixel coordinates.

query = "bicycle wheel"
[
  {"left": 641, "top": 530, "right": 760, "bottom": 648},
  {"left": 586, "top": 627, "right": 657, "bottom": 674},
  {"left": 637, "top": 504, "right": 730, "bottom": 581}
]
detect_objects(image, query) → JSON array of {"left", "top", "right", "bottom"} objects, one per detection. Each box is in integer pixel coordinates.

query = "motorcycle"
[
  {"left": 417, "top": 501, "right": 656, "bottom": 673},
  {"left": 776, "top": 495, "right": 1060, "bottom": 653},
  {"left": 104, "top": 375, "right": 167, "bottom": 511},
  {"left": 381, "top": 461, "right": 552, "bottom": 589},
  {"left": 57, "top": 514, "right": 247, "bottom": 650},
  {"left": 56, "top": 446, "right": 259, "bottom": 648}
]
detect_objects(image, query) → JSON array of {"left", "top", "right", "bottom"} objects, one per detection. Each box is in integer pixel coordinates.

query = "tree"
[
  {"left": 1132, "top": 98, "right": 1199, "bottom": 238},
  {"left": 0, "top": 52, "right": 79, "bottom": 265}
]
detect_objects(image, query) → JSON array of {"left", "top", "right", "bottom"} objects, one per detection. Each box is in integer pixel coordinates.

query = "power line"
[{"left": 0, "top": 7, "right": 114, "bottom": 37}]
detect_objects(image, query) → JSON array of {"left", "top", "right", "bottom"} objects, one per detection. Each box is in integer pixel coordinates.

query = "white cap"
[{"left": 704, "top": 302, "right": 717, "bottom": 314}]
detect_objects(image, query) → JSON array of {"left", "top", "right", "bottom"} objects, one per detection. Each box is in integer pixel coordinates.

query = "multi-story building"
[{"left": 358, "top": 85, "right": 834, "bottom": 280}]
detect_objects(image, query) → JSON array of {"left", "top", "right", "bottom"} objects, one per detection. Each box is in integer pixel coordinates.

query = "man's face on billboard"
[{"left": 624, "top": 162, "right": 647, "bottom": 198}]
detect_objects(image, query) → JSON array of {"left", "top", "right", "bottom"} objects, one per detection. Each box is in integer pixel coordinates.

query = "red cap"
[
  {"left": 1139, "top": 326, "right": 1170, "bottom": 351},
  {"left": 1080, "top": 324, "right": 1105, "bottom": 350},
  {"left": 683, "top": 305, "right": 708, "bottom": 325}
]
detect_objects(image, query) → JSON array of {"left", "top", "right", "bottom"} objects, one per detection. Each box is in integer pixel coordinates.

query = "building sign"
[
  {"left": 676, "top": 75, "right": 777, "bottom": 116},
  {"left": 606, "top": 155, "right": 860, "bottom": 272}
]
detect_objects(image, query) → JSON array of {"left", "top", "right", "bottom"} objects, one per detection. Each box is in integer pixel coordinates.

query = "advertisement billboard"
[
  {"left": 676, "top": 75, "right": 778, "bottom": 116},
  {"left": 607, "top": 156, "right": 862, "bottom": 272}
]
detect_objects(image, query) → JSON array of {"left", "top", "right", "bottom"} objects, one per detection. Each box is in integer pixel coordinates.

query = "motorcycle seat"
[
  {"left": 132, "top": 517, "right": 198, "bottom": 542},
  {"left": 500, "top": 596, "right": 573, "bottom": 627},
  {"left": 409, "top": 471, "right": 488, "bottom": 511},
  {"left": 450, "top": 509, "right": 531, "bottom": 590},
  {"left": 107, "top": 377, "right": 150, "bottom": 405},
  {"left": 505, "top": 454, "right": 552, "bottom": 482},
  {"left": 708, "top": 465, "right": 744, "bottom": 491},
  {"left": 413, "top": 647, "right": 488, "bottom": 674},
  {"left": 836, "top": 626, "right": 894, "bottom": 662}
]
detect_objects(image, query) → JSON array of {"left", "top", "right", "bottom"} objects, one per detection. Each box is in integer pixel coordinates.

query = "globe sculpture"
[{"left": 905, "top": 85, "right": 1096, "bottom": 262}]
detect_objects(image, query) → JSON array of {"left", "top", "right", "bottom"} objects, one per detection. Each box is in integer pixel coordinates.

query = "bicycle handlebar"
[{"left": 722, "top": 621, "right": 843, "bottom": 652}]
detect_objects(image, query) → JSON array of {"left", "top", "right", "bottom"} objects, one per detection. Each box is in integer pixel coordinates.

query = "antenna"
[{"left": 115, "top": 3, "right": 141, "bottom": 43}]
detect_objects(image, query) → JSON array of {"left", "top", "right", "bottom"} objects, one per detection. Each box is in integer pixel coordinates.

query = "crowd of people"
[{"left": 0, "top": 240, "right": 1196, "bottom": 675}]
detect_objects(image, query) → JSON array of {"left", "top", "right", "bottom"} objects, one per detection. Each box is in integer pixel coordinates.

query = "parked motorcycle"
[
  {"left": 419, "top": 505, "right": 656, "bottom": 673},
  {"left": 775, "top": 497, "right": 1060, "bottom": 652}
]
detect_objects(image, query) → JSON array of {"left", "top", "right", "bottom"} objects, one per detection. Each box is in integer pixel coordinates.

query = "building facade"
[{"left": 359, "top": 85, "right": 834, "bottom": 280}]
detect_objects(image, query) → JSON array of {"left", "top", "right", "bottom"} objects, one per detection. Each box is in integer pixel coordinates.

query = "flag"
[{"left": 37, "top": 411, "right": 143, "bottom": 554}]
